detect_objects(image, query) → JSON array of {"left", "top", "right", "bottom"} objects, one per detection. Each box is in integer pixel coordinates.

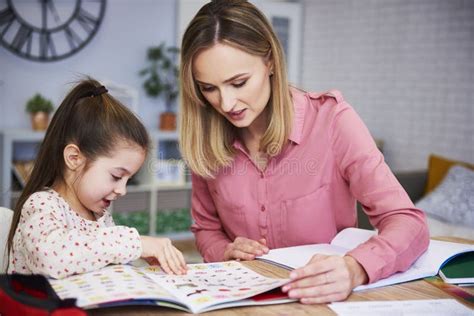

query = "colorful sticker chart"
[{"left": 49, "top": 261, "right": 292, "bottom": 313}]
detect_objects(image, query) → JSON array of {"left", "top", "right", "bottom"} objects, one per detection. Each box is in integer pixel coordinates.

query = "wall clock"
[{"left": 0, "top": 0, "right": 106, "bottom": 62}]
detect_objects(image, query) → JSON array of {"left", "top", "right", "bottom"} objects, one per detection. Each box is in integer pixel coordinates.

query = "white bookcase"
[
  {"left": 0, "top": 129, "right": 45, "bottom": 207},
  {"left": 0, "top": 129, "right": 193, "bottom": 239}
]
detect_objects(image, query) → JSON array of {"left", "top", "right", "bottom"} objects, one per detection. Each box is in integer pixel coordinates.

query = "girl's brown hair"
[
  {"left": 7, "top": 78, "right": 149, "bottom": 256},
  {"left": 179, "top": 0, "right": 293, "bottom": 178}
]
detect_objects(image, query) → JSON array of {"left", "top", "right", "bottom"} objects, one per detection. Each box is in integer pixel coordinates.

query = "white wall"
[
  {"left": 0, "top": 0, "right": 177, "bottom": 130},
  {"left": 2, "top": 0, "right": 473, "bottom": 171},
  {"left": 301, "top": 0, "right": 474, "bottom": 171}
]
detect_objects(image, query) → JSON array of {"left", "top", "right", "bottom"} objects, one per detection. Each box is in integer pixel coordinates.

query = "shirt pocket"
[{"left": 280, "top": 184, "right": 337, "bottom": 247}]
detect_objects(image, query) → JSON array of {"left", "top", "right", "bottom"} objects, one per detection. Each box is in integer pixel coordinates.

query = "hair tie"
[{"left": 92, "top": 86, "right": 108, "bottom": 96}]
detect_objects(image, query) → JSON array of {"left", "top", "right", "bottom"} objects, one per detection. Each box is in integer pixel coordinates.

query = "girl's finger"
[
  {"left": 158, "top": 255, "right": 173, "bottom": 274},
  {"left": 175, "top": 248, "right": 187, "bottom": 272},
  {"left": 164, "top": 244, "right": 181, "bottom": 275},
  {"left": 169, "top": 246, "right": 186, "bottom": 275},
  {"left": 156, "top": 252, "right": 173, "bottom": 274}
]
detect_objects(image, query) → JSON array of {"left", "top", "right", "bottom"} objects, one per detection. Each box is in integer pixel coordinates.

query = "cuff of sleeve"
[
  {"left": 130, "top": 227, "right": 142, "bottom": 258},
  {"left": 346, "top": 245, "right": 387, "bottom": 284},
  {"left": 203, "top": 239, "right": 230, "bottom": 262}
]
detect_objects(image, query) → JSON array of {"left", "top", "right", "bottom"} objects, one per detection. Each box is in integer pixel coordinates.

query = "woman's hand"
[
  {"left": 223, "top": 237, "right": 269, "bottom": 261},
  {"left": 281, "top": 254, "right": 368, "bottom": 304},
  {"left": 140, "top": 236, "right": 187, "bottom": 275}
]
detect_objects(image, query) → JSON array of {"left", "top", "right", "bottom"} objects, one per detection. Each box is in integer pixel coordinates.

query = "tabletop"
[{"left": 89, "top": 236, "right": 474, "bottom": 315}]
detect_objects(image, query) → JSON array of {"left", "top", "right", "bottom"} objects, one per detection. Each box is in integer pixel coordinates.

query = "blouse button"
[
  {"left": 261, "top": 205, "right": 266, "bottom": 212},
  {"left": 260, "top": 173, "right": 264, "bottom": 179}
]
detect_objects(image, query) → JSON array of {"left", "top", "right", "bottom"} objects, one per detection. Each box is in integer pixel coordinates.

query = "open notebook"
[{"left": 257, "top": 228, "right": 474, "bottom": 290}]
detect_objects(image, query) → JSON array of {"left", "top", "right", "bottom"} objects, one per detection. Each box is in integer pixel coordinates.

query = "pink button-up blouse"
[{"left": 190, "top": 88, "right": 429, "bottom": 284}]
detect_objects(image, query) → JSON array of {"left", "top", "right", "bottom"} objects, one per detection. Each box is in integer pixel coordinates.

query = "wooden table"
[{"left": 90, "top": 237, "right": 474, "bottom": 315}]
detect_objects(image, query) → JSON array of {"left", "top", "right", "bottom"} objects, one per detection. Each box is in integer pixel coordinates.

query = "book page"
[
  {"left": 145, "top": 261, "right": 289, "bottom": 314},
  {"left": 330, "top": 227, "right": 376, "bottom": 249},
  {"left": 257, "top": 228, "right": 375, "bottom": 270},
  {"left": 50, "top": 265, "right": 179, "bottom": 308},
  {"left": 257, "top": 243, "right": 348, "bottom": 270}
]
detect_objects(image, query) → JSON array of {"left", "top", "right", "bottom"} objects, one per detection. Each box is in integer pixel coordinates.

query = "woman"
[{"left": 179, "top": 0, "right": 429, "bottom": 304}]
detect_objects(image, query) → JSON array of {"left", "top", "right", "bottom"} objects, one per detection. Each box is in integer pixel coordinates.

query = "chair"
[{"left": 0, "top": 207, "right": 13, "bottom": 273}]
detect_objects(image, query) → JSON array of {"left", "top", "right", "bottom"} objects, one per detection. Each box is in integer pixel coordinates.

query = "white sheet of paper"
[{"left": 328, "top": 299, "right": 472, "bottom": 316}]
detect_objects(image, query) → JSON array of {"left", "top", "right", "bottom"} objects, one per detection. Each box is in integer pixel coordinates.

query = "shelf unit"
[
  {"left": 0, "top": 129, "right": 193, "bottom": 239},
  {"left": 0, "top": 129, "right": 45, "bottom": 208}
]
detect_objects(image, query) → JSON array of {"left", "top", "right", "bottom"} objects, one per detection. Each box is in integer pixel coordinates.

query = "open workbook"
[
  {"left": 257, "top": 228, "right": 474, "bottom": 291},
  {"left": 49, "top": 261, "right": 293, "bottom": 314}
]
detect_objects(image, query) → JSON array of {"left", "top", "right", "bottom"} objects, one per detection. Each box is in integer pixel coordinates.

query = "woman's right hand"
[
  {"left": 140, "top": 236, "right": 187, "bottom": 275},
  {"left": 223, "top": 237, "right": 269, "bottom": 261}
]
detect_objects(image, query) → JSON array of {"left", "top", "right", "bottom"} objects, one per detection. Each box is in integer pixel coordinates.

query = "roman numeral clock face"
[{"left": 0, "top": 0, "right": 106, "bottom": 62}]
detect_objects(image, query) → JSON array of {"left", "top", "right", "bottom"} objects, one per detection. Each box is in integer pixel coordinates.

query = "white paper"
[
  {"left": 257, "top": 243, "right": 348, "bottom": 270},
  {"left": 257, "top": 228, "right": 375, "bottom": 270},
  {"left": 257, "top": 228, "right": 474, "bottom": 291},
  {"left": 329, "top": 299, "right": 473, "bottom": 316}
]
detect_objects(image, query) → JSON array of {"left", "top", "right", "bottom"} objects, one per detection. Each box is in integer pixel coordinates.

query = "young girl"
[{"left": 7, "top": 78, "right": 187, "bottom": 279}]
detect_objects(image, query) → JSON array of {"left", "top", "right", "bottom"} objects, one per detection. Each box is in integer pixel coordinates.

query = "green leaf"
[
  {"left": 140, "top": 41, "right": 180, "bottom": 110},
  {"left": 25, "top": 93, "right": 54, "bottom": 113}
]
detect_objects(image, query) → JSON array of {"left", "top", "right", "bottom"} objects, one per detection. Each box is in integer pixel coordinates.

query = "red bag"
[{"left": 0, "top": 274, "right": 87, "bottom": 316}]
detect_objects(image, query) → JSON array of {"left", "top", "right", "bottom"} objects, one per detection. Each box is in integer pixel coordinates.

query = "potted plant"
[
  {"left": 139, "top": 42, "right": 180, "bottom": 131},
  {"left": 25, "top": 93, "right": 54, "bottom": 131}
]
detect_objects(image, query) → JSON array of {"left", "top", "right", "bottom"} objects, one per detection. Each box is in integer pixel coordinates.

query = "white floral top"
[{"left": 8, "top": 189, "right": 142, "bottom": 279}]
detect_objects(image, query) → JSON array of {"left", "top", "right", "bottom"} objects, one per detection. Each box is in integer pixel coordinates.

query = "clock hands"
[
  {"left": 46, "top": 0, "right": 61, "bottom": 25},
  {"left": 39, "top": 0, "right": 60, "bottom": 30},
  {"left": 1, "top": 0, "right": 106, "bottom": 62},
  {"left": 41, "top": 0, "right": 47, "bottom": 29}
]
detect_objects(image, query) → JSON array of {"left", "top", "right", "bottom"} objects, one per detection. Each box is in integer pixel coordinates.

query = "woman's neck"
[
  {"left": 239, "top": 107, "right": 270, "bottom": 171},
  {"left": 240, "top": 106, "right": 270, "bottom": 147}
]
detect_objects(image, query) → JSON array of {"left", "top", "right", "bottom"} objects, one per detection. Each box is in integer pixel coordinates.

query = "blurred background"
[{"left": 1, "top": 0, "right": 473, "bottom": 255}]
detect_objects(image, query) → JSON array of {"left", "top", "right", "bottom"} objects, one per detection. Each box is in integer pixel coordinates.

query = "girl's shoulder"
[{"left": 23, "top": 189, "right": 64, "bottom": 211}]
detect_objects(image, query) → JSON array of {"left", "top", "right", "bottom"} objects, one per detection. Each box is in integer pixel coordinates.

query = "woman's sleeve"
[
  {"left": 190, "top": 173, "right": 232, "bottom": 262},
  {"left": 17, "top": 193, "right": 142, "bottom": 279},
  {"left": 330, "top": 100, "right": 429, "bottom": 283}
]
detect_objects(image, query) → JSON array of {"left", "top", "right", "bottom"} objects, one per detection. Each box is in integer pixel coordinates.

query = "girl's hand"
[
  {"left": 281, "top": 254, "right": 368, "bottom": 304},
  {"left": 140, "top": 236, "right": 187, "bottom": 275},
  {"left": 223, "top": 237, "right": 269, "bottom": 261}
]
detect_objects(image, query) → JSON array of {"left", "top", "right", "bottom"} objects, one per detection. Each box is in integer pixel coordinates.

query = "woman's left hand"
[{"left": 281, "top": 254, "right": 368, "bottom": 304}]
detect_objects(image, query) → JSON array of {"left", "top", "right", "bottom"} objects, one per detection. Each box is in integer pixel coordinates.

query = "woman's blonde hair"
[{"left": 180, "top": 0, "right": 293, "bottom": 178}]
